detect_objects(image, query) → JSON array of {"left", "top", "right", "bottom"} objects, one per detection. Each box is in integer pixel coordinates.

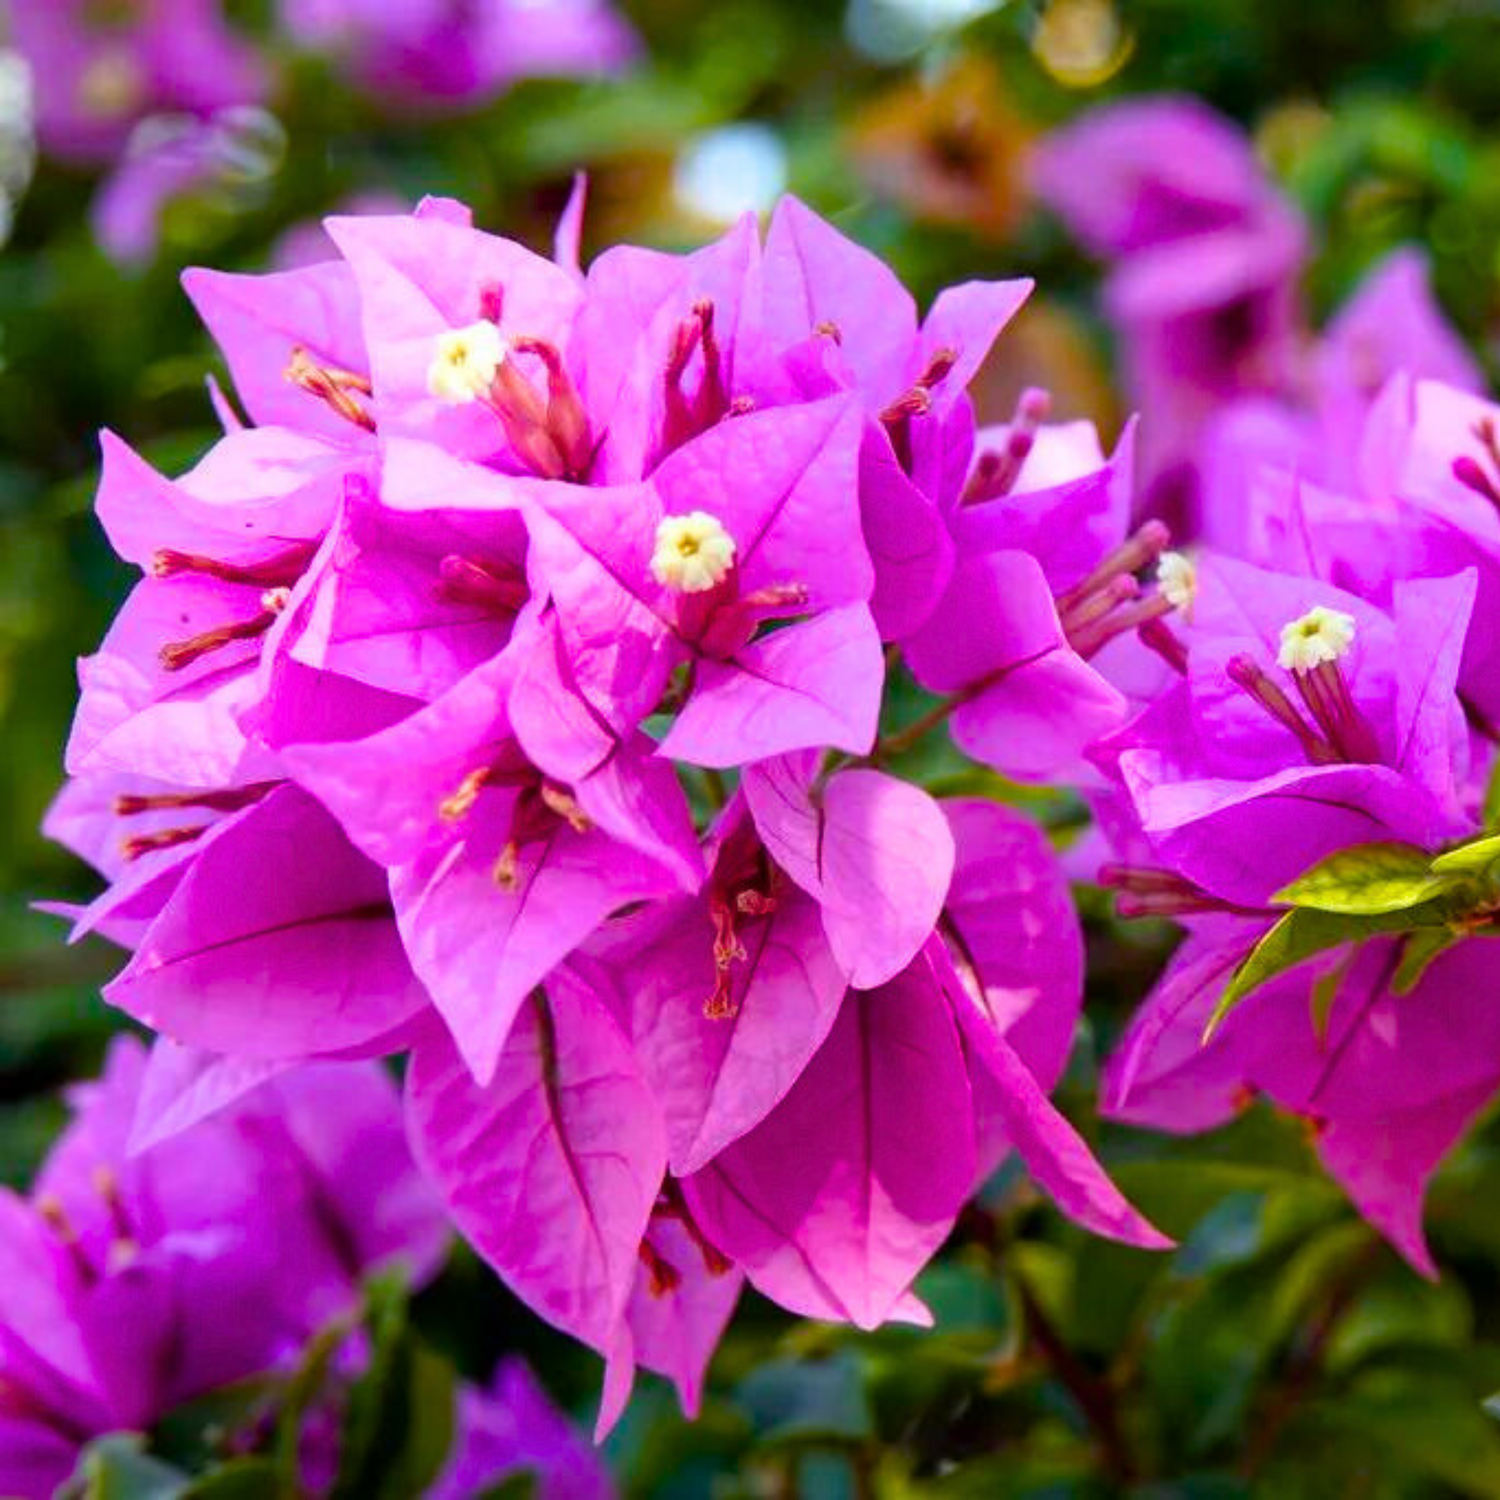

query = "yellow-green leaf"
[
  {"left": 1275, "top": 842, "right": 1454, "bottom": 915},
  {"left": 1204, "top": 901, "right": 1452, "bottom": 1042},
  {"left": 1393, "top": 926, "right": 1465, "bottom": 994},
  {"left": 1431, "top": 834, "right": 1500, "bottom": 876}
]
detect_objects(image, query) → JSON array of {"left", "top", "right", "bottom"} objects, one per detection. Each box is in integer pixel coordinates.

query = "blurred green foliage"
[{"left": 9, "top": 0, "right": 1500, "bottom": 1493}]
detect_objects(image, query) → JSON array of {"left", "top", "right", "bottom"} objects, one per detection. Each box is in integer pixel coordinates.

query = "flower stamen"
[
  {"left": 426, "top": 322, "right": 508, "bottom": 406},
  {"left": 285, "top": 348, "right": 376, "bottom": 431},
  {"left": 435, "top": 554, "right": 529, "bottom": 615},
  {"left": 962, "top": 387, "right": 1052, "bottom": 504},
  {"left": 651, "top": 511, "right": 737, "bottom": 594},
  {"left": 158, "top": 587, "right": 290, "bottom": 672},
  {"left": 151, "top": 540, "right": 318, "bottom": 590}
]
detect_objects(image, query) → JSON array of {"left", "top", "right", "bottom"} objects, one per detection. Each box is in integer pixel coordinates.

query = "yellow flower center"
[
  {"left": 427, "top": 322, "right": 507, "bottom": 405},
  {"left": 651, "top": 511, "right": 737, "bottom": 593},
  {"left": 1277, "top": 605, "right": 1356, "bottom": 672}
]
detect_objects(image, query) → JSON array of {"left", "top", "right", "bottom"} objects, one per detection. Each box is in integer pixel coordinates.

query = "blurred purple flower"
[
  {"left": 14, "top": 0, "right": 268, "bottom": 165},
  {"left": 0, "top": 1038, "right": 444, "bottom": 1499},
  {"left": 431, "top": 1360, "right": 615, "bottom": 1500},
  {"left": 278, "top": 0, "right": 638, "bottom": 105}
]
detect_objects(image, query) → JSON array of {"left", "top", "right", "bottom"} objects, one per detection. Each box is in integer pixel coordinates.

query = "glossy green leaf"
[
  {"left": 1274, "top": 841, "right": 1455, "bottom": 915},
  {"left": 69, "top": 1436, "right": 188, "bottom": 1500},
  {"left": 1432, "top": 833, "right": 1500, "bottom": 876},
  {"left": 1205, "top": 905, "right": 1446, "bottom": 1040},
  {"left": 1393, "top": 925, "right": 1466, "bottom": 994},
  {"left": 1309, "top": 948, "right": 1355, "bottom": 1043}
]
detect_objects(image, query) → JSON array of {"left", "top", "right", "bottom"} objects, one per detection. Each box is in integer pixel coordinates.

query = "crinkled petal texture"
[
  {"left": 405, "top": 972, "right": 667, "bottom": 1354},
  {"left": 605, "top": 1215, "right": 743, "bottom": 1431},
  {"left": 905, "top": 550, "right": 1127, "bottom": 781},
  {"left": 617, "top": 883, "right": 848, "bottom": 1176},
  {"left": 326, "top": 210, "right": 581, "bottom": 464},
  {"left": 937, "top": 941, "right": 1169, "bottom": 1250},
  {"left": 939, "top": 798, "right": 1083, "bottom": 1170},
  {"left": 181, "top": 260, "right": 368, "bottom": 441},
  {"left": 391, "top": 789, "right": 687, "bottom": 1085},
  {"left": 104, "top": 785, "right": 430, "bottom": 1059},
  {"left": 744, "top": 754, "right": 954, "bottom": 988},
  {"left": 683, "top": 954, "right": 976, "bottom": 1329}
]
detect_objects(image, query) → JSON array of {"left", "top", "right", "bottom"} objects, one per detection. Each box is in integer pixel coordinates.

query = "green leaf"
[
  {"left": 1393, "top": 925, "right": 1466, "bottom": 994},
  {"left": 179, "top": 1460, "right": 282, "bottom": 1499},
  {"left": 474, "top": 1475, "right": 539, "bottom": 1500},
  {"left": 273, "top": 1313, "right": 354, "bottom": 1485},
  {"left": 67, "top": 1436, "right": 188, "bottom": 1500},
  {"left": 1274, "top": 841, "right": 1455, "bottom": 914},
  {"left": 330, "top": 1274, "right": 456, "bottom": 1500},
  {"left": 1309, "top": 948, "right": 1355, "bottom": 1043},
  {"left": 1432, "top": 833, "right": 1500, "bottom": 875},
  {"left": 1482, "top": 753, "right": 1500, "bottom": 829},
  {"left": 1205, "top": 903, "right": 1449, "bottom": 1040}
]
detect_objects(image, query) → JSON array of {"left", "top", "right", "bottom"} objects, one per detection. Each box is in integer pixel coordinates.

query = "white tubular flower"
[
  {"left": 650, "top": 511, "right": 737, "bottom": 593},
  {"left": 1156, "top": 550, "right": 1197, "bottom": 614},
  {"left": 1277, "top": 605, "right": 1357, "bottom": 672},
  {"left": 427, "top": 321, "right": 507, "bottom": 405}
]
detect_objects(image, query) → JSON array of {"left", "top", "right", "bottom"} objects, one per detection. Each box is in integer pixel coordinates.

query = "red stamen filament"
[
  {"left": 1138, "top": 617, "right": 1189, "bottom": 674},
  {"left": 657, "top": 1178, "right": 735, "bottom": 1276},
  {"left": 1068, "top": 592, "right": 1173, "bottom": 659},
  {"left": 113, "top": 781, "right": 280, "bottom": 817},
  {"left": 436, "top": 554, "right": 529, "bottom": 615},
  {"left": 120, "top": 825, "right": 209, "bottom": 861},
  {"left": 1100, "top": 864, "right": 1264, "bottom": 919},
  {"left": 151, "top": 539, "right": 317, "bottom": 589},
  {"left": 158, "top": 587, "right": 290, "bottom": 672},
  {"left": 1453, "top": 419, "right": 1500, "bottom": 511},
  {"left": 1291, "top": 660, "right": 1381, "bottom": 764},
  {"left": 487, "top": 359, "right": 568, "bottom": 479},
  {"left": 963, "top": 386, "right": 1052, "bottom": 504},
  {"left": 284, "top": 347, "right": 375, "bottom": 432},
  {"left": 538, "top": 781, "right": 591, "bottom": 833},
  {"left": 639, "top": 1238, "right": 682, "bottom": 1297},
  {"left": 493, "top": 840, "right": 521, "bottom": 892},
  {"left": 1226, "top": 654, "right": 1340, "bottom": 765},
  {"left": 509, "top": 335, "right": 592, "bottom": 478},
  {"left": 1055, "top": 521, "right": 1171, "bottom": 619}
]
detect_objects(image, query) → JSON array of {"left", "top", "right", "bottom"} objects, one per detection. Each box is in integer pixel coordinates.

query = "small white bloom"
[
  {"left": 1277, "top": 605, "right": 1357, "bottom": 672},
  {"left": 427, "top": 321, "right": 507, "bottom": 405},
  {"left": 651, "top": 511, "right": 737, "bottom": 593},
  {"left": 1156, "top": 550, "right": 1197, "bottom": 614}
]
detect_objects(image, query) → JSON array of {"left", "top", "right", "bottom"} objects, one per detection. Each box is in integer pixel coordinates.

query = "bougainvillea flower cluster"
[
  {"left": 0, "top": 1038, "right": 445, "bottom": 1498},
  {"left": 59, "top": 125, "right": 1500, "bottom": 1435},
  {"left": 1029, "top": 94, "right": 1500, "bottom": 1282},
  {"left": 53, "top": 188, "right": 1175, "bottom": 1432}
]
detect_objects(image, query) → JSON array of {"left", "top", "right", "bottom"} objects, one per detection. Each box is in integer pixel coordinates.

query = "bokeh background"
[{"left": 6, "top": 1, "right": 1500, "bottom": 1494}]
